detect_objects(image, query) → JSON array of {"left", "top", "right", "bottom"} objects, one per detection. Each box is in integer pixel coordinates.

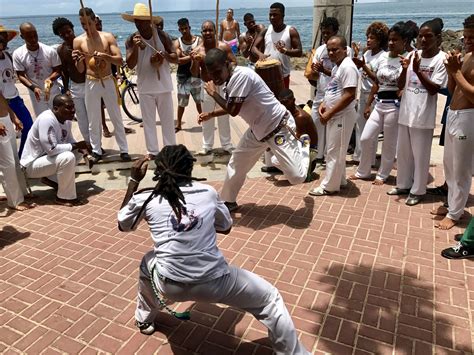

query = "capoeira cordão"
[
  {"left": 199, "top": 48, "right": 312, "bottom": 212},
  {"left": 118, "top": 145, "right": 310, "bottom": 355}
]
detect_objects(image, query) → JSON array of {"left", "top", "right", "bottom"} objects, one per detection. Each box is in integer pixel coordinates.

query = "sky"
[{"left": 0, "top": 0, "right": 376, "bottom": 18}]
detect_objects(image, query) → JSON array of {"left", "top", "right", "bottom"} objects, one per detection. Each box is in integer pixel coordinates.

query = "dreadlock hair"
[
  {"left": 366, "top": 21, "right": 389, "bottom": 51},
  {"left": 52, "top": 17, "right": 74, "bottom": 36},
  {"left": 464, "top": 15, "right": 474, "bottom": 29},
  {"left": 140, "top": 145, "right": 205, "bottom": 224}
]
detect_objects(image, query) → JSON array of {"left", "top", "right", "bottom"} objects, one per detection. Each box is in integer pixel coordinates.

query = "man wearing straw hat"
[
  {"left": 123, "top": 3, "right": 177, "bottom": 160},
  {"left": 0, "top": 24, "right": 34, "bottom": 157},
  {"left": 73, "top": 7, "right": 131, "bottom": 163}
]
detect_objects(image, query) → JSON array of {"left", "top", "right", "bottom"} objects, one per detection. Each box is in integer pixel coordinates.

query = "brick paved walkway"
[{"left": 1, "top": 161, "right": 473, "bottom": 354}]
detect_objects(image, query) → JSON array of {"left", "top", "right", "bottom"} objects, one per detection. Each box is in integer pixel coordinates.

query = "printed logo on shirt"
[
  {"left": 274, "top": 134, "right": 286, "bottom": 146},
  {"left": 407, "top": 65, "right": 434, "bottom": 95},
  {"left": 61, "top": 129, "right": 68, "bottom": 141},
  {"left": 1, "top": 67, "right": 14, "bottom": 84},
  {"left": 168, "top": 205, "right": 202, "bottom": 233}
]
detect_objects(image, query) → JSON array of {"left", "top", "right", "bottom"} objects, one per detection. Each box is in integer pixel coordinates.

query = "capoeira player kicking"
[{"left": 199, "top": 48, "right": 313, "bottom": 212}]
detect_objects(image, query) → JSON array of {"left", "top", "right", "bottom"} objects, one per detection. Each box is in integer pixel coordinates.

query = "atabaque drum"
[{"left": 255, "top": 58, "right": 284, "bottom": 97}]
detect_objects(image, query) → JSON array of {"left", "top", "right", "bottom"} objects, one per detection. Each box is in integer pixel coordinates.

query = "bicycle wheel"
[{"left": 121, "top": 83, "right": 142, "bottom": 123}]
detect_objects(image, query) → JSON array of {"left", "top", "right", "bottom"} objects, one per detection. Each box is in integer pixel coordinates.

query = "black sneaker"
[
  {"left": 120, "top": 153, "right": 132, "bottom": 162},
  {"left": 90, "top": 152, "right": 102, "bottom": 164},
  {"left": 441, "top": 242, "right": 474, "bottom": 259},
  {"left": 261, "top": 166, "right": 283, "bottom": 174},
  {"left": 135, "top": 320, "right": 155, "bottom": 335},
  {"left": 224, "top": 201, "right": 239, "bottom": 212}
]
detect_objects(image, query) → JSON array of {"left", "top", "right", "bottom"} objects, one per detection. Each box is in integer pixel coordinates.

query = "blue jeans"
[{"left": 8, "top": 96, "right": 33, "bottom": 157}]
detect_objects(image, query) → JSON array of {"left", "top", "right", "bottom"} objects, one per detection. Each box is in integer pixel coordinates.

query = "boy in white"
[
  {"left": 0, "top": 91, "right": 34, "bottom": 211},
  {"left": 388, "top": 18, "right": 447, "bottom": 206},
  {"left": 432, "top": 15, "right": 474, "bottom": 230},
  {"left": 20, "top": 95, "right": 91, "bottom": 206},
  {"left": 199, "top": 48, "right": 311, "bottom": 211},
  {"left": 118, "top": 146, "right": 310, "bottom": 355},
  {"left": 252, "top": 2, "right": 303, "bottom": 89},
  {"left": 309, "top": 36, "right": 359, "bottom": 196},
  {"left": 13, "top": 23, "right": 61, "bottom": 116},
  {"left": 123, "top": 4, "right": 177, "bottom": 159},
  {"left": 350, "top": 24, "right": 408, "bottom": 184}
]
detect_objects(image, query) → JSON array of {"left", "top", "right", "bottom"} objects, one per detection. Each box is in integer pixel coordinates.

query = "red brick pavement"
[{"left": 1, "top": 164, "right": 473, "bottom": 354}]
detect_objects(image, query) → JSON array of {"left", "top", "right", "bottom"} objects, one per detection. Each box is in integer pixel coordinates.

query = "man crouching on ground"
[{"left": 20, "top": 94, "right": 91, "bottom": 206}]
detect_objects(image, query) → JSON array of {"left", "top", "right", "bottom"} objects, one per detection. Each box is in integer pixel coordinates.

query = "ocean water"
[{"left": 2, "top": 1, "right": 472, "bottom": 53}]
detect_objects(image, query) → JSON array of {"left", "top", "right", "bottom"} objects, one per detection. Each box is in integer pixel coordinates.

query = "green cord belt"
[{"left": 150, "top": 264, "right": 191, "bottom": 321}]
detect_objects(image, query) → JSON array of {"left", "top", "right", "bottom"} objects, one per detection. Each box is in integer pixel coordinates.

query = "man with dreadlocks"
[{"left": 118, "top": 145, "right": 310, "bottom": 355}]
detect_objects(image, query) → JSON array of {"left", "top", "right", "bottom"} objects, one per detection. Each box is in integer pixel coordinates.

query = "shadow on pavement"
[{"left": 0, "top": 225, "right": 31, "bottom": 249}]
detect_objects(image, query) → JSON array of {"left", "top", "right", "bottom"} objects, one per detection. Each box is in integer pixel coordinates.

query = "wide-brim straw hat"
[
  {"left": 121, "top": 3, "right": 163, "bottom": 24},
  {"left": 0, "top": 25, "right": 18, "bottom": 42}
]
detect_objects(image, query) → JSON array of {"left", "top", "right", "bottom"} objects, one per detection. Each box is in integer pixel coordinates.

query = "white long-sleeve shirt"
[{"left": 20, "top": 109, "right": 75, "bottom": 167}]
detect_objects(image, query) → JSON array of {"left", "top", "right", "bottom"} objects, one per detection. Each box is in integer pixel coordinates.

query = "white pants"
[
  {"left": 221, "top": 115, "right": 309, "bottom": 203},
  {"left": 85, "top": 77, "right": 128, "bottom": 155},
  {"left": 396, "top": 125, "right": 433, "bottom": 195},
  {"left": 136, "top": 251, "right": 310, "bottom": 355},
  {"left": 139, "top": 91, "right": 176, "bottom": 155},
  {"left": 0, "top": 116, "right": 27, "bottom": 207},
  {"left": 353, "top": 92, "right": 376, "bottom": 163},
  {"left": 311, "top": 99, "right": 326, "bottom": 160},
  {"left": 444, "top": 108, "right": 474, "bottom": 220},
  {"left": 201, "top": 88, "right": 232, "bottom": 150},
  {"left": 28, "top": 85, "right": 60, "bottom": 117},
  {"left": 24, "top": 151, "right": 81, "bottom": 200},
  {"left": 320, "top": 108, "right": 357, "bottom": 192},
  {"left": 70, "top": 81, "right": 90, "bottom": 143},
  {"left": 356, "top": 101, "right": 399, "bottom": 181}
]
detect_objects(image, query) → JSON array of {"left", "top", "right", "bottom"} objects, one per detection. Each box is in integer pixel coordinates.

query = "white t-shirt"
[
  {"left": 12, "top": 42, "right": 61, "bottom": 92},
  {"left": 0, "top": 53, "right": 19, "bottom": 99},
  {"left": 360, "top": 49, "right": 385, "bottom": 93},
  {"left": 313, "top": 44, "right": 352, "bottom": 101},
  {"left": 20, "top": 109, "right": 75, "bottom": 167},
  {"left": 224, "top": 66, "right": 286, "bottom": 140},
  {"left": 118, "top": 182, "right": 232, "bottom": 283},
  {"left": 370, "top": 51, "right": 406, "bottom": 93},
  {"left": 399, "top": 50, "right": 448, "bottom": 129},
  {"left": 134, "top": 29, "right": 173, "bottom": 95},
  {"left": 264, "top": 25, "right": 292, "bottom": 77},
  {"left": 323, "top": 56, "right": 359, "bottom": 113}
]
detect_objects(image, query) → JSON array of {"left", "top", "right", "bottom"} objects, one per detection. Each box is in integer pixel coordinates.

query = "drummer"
[
  {"left": 199, "top": 48, "right": 313, "bottom": 212},
  {"left": 252, "top": 2, "right": 302, "bottom": 88}
]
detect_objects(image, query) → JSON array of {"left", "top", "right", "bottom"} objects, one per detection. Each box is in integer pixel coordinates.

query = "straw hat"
[
  {"left": 121, "top": 3, "right": 163, "bottom": 24},
  {"left": 0, "top": 25, "right": 18, "bottom": 42}
]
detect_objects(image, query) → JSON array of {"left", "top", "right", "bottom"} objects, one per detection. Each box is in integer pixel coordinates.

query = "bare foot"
[
  {"left": 348, "top": 174, "right": 360, "bottom": 181},
  {"left": 103, "top": 129, "right": 113, "bottom": 138},
  {"left": 435, "top": 216, "right": 458, "bottom": 230},
  {"left": 9, "top": 202, "right": 37, "bottom": 211},
  {"left": 372, "top": 179, "right": 384, "bottom": 186},
  {"left": 430, "top": 205, "right": 448, "bottom": 216}
]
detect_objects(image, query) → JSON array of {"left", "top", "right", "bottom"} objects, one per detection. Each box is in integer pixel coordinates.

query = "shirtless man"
[
  {"left": 72, "top": 7, "right": 130, "bottom": 163},
  {"left": 252, "top": 2, "right": 303, "bottom": 89},
  {"left": 220, "top": 9, "right": 240, "bottom": 55},
  {"left": 433, "top": 15, "right": 474, "bottom": 230},
  {"left": 53, "top": 17, "right": 90, "bottom": 143},
  {"left": 239, "top": 13, "right": 265, "bottom": 66},
  {"left": 191, "top": 21, "right": 236, "bottom": 155}
]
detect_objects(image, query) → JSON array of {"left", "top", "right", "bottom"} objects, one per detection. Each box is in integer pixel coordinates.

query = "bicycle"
[{"left": 119, "top": 65, "right": 142, "bottom": 123}]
